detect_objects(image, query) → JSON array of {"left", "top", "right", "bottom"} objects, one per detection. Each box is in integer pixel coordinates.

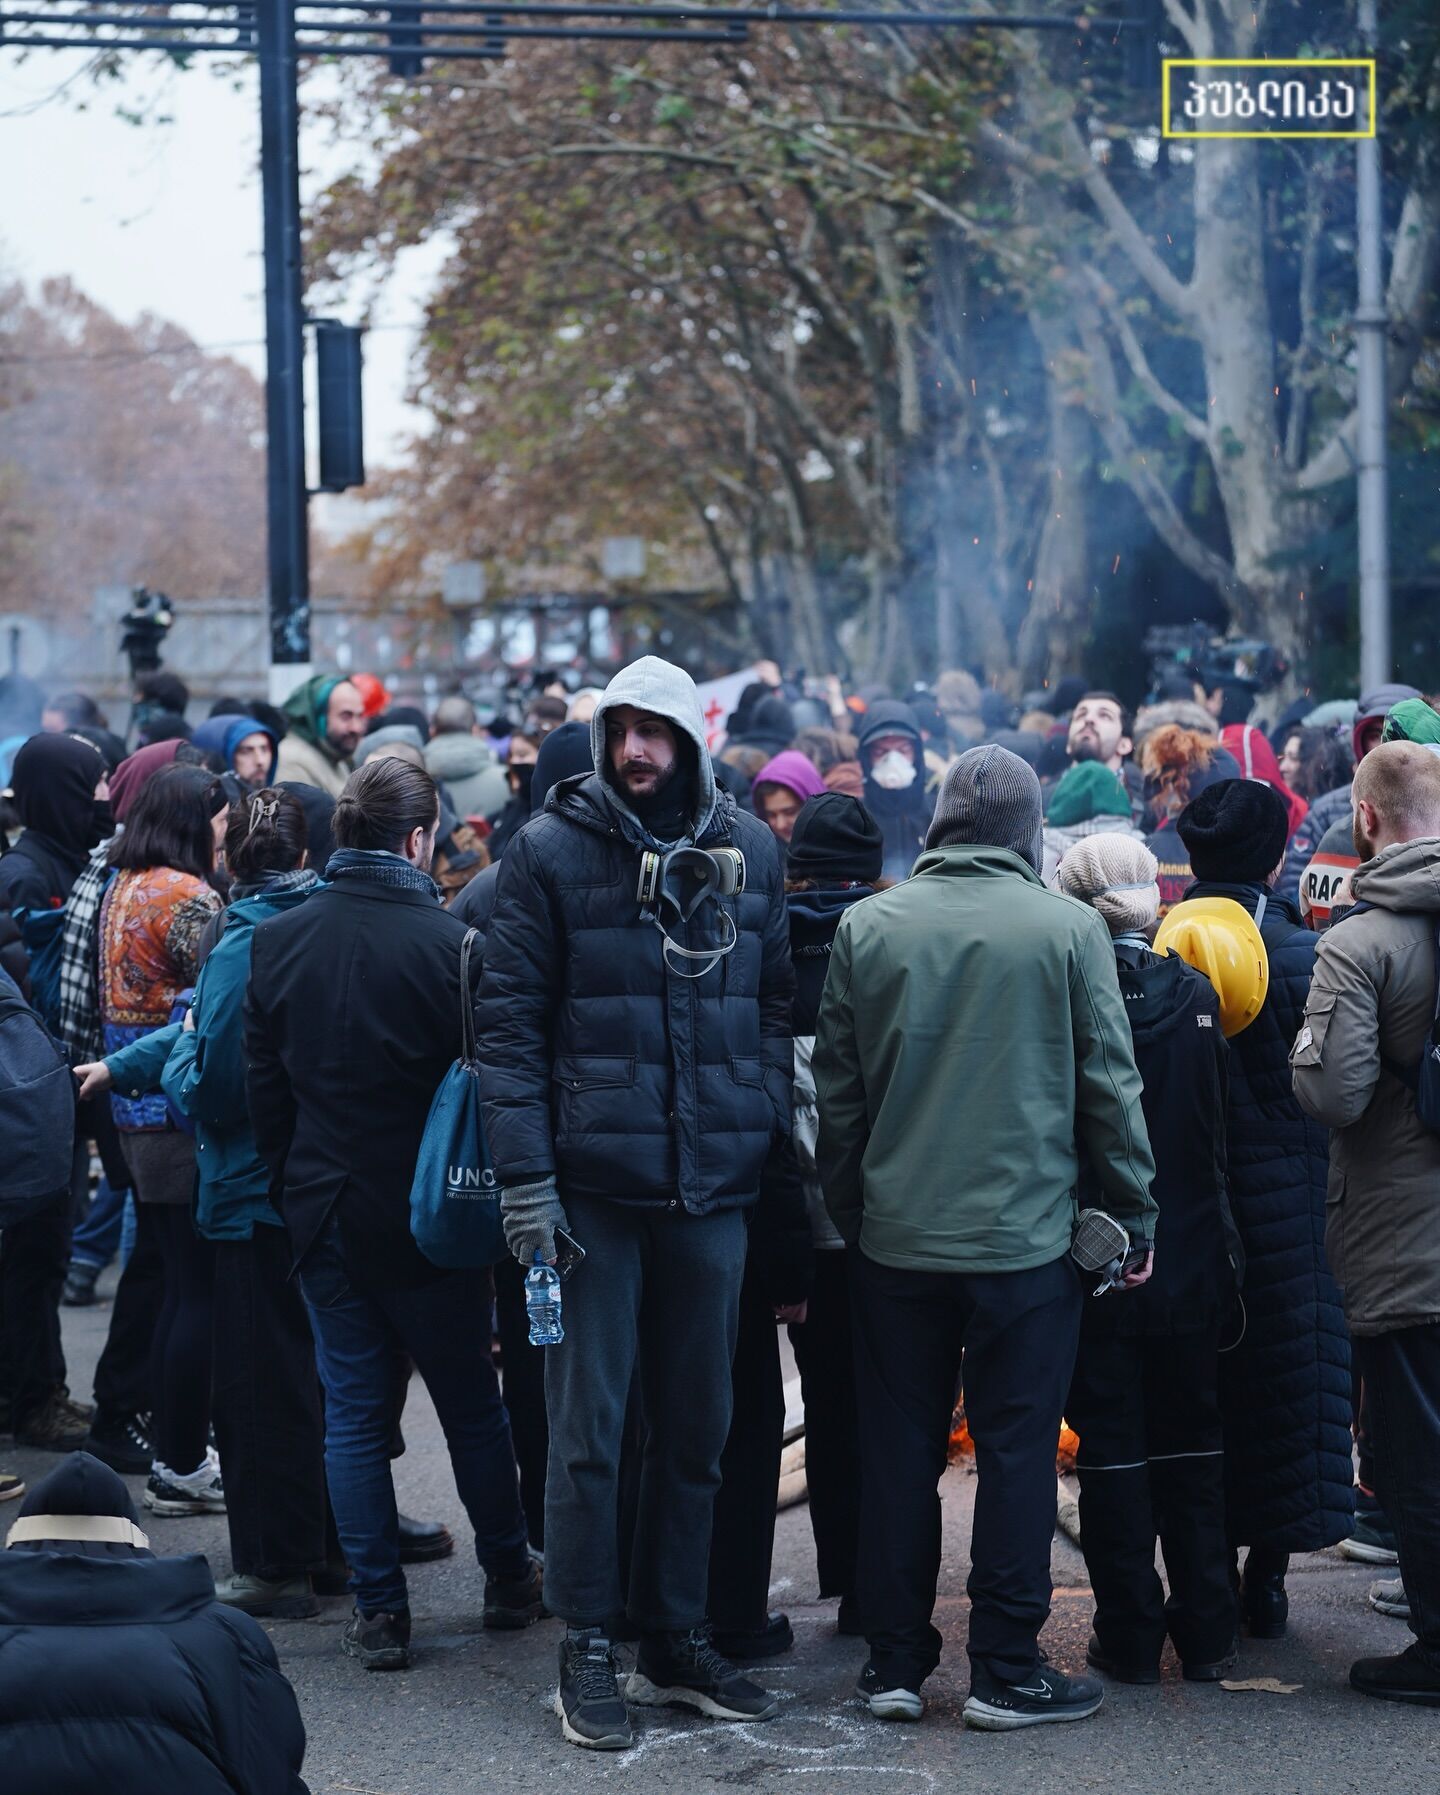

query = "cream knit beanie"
[{"left": 1057, "top": 833, "right": 1160, "bottom": 935}]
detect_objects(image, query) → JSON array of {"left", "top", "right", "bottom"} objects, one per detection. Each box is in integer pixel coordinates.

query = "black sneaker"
[
  {"left": 1181, "top": 1641, "right": 1239, "bottom": 1683},
  {"left": 711, "top": 1610, "right": 794, "bottom": 1661},
  {"left": 1350, "top": 1644, "right": 1440, "bottom": 1707},
  {"left": 856, "top": 1660, "right": 924, "bottom": 1721},
  {"left": 84, "top": 1411, "right": 153, "bottom": 1475},
  {"left": 62, "top": 1262, "right": 101, "bottom": 1307},
  {"left": 963, "top": 1658, "right": 1105, "bottom": 1731},
  {"left": 483, "top": 1557, "right": 547, "bottom": 1629},
  {"left": 555, "top": 1631, "right": 633, "bottom": 1750},
  {"left": 1340, "top": 1507, "right": 1400, "bottom": 1565},
  {"left": 398, "top": 1512, "right": 454, "bottom": 1564},
  {"left": 342, "top": 1608, "right": 412, "bottom": 1671},
  {"left": 626, "top": 1628, "right": 779, "bottom": 1721},
  {"left": 1085, "top": 1632, "right": 1161, "bottom": 1686}
]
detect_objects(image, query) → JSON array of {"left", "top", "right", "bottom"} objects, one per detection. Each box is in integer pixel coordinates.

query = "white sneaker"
[{"left": 144, "top": 1460, "right": 226, "bottom": 1517}]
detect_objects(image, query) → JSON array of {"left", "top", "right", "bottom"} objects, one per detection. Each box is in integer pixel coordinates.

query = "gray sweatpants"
[{"left": 543, "top": 1193, "right": 747, "bottom": 1632}]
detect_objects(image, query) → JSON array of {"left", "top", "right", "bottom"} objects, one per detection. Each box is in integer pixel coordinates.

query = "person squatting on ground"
[
  {"left": 244, "top": 755, "right": 541, "bottom": 1671},
  {"left": 1293, "top": 741, "right": 1440, "bottom": 1708},
  {"left": 478, "top": 656, "right": 794, "bottom": 1750},
  {"left": 814, "top": 744, "right": 1158, "bottom": 1731},
  {"left": 1058, "top": 834, "right": 1241, "bottom": 1684}
]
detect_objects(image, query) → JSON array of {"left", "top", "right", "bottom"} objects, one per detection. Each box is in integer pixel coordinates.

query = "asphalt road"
[{"left": 10, "top": 1274, "right": 1434, "bottom": 1795}]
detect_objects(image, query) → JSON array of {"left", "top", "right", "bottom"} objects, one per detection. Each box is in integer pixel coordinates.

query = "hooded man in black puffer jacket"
[
  {"left": 0, "top": 1452, "right": 308, "bottom": 1795},
  {"left": 1178, "top": 781, "right": 1354, "bottom": 1638},
  {"left": 478, "top": 656, "right": 794, "bottom": 1753}
]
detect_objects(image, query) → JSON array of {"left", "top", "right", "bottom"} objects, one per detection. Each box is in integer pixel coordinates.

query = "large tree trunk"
[{"left": 1018, "top": 310, "right": 1094, "bottom": 687}]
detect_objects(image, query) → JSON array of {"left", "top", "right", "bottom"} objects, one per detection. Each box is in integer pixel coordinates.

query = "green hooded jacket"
[
  {"left": 1381, "top": 698, "right": 1440, "bottom": 749},
  {"left": 814, "top": 843, "right": 1157, "bottom": 1273}
]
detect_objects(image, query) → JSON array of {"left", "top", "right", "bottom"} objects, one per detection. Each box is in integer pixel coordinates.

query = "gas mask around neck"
[{"left": 637, "top": 844, "right": 746, "bottom": 979}]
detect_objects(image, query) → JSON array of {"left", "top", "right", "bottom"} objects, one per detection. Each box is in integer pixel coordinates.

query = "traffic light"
[
  {"left": 386, "top": 4, "right": 425, "bottom": 77},
  {"left": 315, "top": 322, "right": 366, "bottom": 493}
]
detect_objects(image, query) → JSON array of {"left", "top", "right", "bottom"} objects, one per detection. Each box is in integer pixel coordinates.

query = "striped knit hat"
[{"left": 925, "top": 744, "right": 1043, "bottom": 871}]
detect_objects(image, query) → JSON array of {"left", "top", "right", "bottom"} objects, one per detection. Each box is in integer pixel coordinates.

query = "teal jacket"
[
  {"left": 814, "top": 843, "right": 1157, "bottom": 1274},
  {"left": 105, "top": 884, "right": 319, "bottom": 1240}
]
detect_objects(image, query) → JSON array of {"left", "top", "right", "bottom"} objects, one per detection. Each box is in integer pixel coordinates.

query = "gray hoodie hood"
[
  {"left": 424, "top": 732, "right": 497, "bottom": 781},
  {"left": 590, "top": 655, "right": 717, "bottom": 840},
  {"left": 1349, "top": 836, "right": 1440, "bottom": 915}
]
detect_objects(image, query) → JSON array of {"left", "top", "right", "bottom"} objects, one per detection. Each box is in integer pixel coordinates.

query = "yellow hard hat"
[{"left": 1154, "top": 896, "right": 1269, "bottom": 1037}]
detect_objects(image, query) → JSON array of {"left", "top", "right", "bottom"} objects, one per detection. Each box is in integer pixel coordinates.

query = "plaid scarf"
[{"left": 56, "top": 839, "right": 113, "bottom": 1063}]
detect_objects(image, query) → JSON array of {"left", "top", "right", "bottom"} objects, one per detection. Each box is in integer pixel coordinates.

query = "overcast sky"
[{"left": 0, "top": 50, "right": 438, "bottom": 470}]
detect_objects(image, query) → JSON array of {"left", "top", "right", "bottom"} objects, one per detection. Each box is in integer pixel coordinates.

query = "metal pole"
[
  {"left": 258, "top": 0, "right": 312, "bottom": 697},
  {"left": 1356, "top": 0, "right": 1390, "bottom": 690}
]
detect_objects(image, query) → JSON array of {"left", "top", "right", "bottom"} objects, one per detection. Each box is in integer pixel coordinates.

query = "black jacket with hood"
[
  {"left": 0, "top": 1454, "right": 308, "bottom": 1795},
  {"left": 1079, "top": 946, "right": 1239, "bottom": 1336},
  {"left": 0, "top": 732, "right": 108, "bottom": 915},
  {"left": 478, "top": 657, "right": 794, "bottom": 1213},
  {"left": 856, "top": 701, "right": 932, "bottom": 882},
  {"left": 1186, "top": 879, "right": 1353, "bottom": 1551}
]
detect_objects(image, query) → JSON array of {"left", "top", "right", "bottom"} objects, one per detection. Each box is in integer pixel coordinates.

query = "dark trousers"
[
  {"left": 0, "top": 1193, "right": 71, "bottom": 1428},
  {"left": 790, "top": 1249, "right": 860, "bottom": 1600},
  {"left": 544, "top": 1194, "right": 747, "bottom": 1632},
  {"left": 708, "top": 1260, "right": 785, "bottom": 1632},
  {"left": 493, "top": 1254, "right": 548, "bottom": 1551},
  {"left": 91, "top": 1203, "right": 163, "bottom": 1422},
  {"left": 143, "top": 1203, "right": 216, "bottom": 1475},
  {"left": 852, "top": 1249, "right": 1082, "bottom": 1688},
  {"left": 213, "top": 1227, "right": 330, "bottom": 1580},
  {"left": 301, "top": 1225, "right": 529, "bottom": 1617},
  {"left": 1067, "top": 1328, "right": 1234, "bottom": 1668},
  {"left": 1355, "top": 1325, "right": 1440, "bottom": 1665}
]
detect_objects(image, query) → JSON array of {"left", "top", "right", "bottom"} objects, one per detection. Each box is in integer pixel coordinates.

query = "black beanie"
[
  {"left": 1177, "top": 778, "right": 1289, "bottom": 883},
  {"left": 786, "top": 793, "right": 884, "bottom": 884}
]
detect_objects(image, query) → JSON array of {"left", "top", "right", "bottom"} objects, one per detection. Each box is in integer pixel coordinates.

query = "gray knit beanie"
[
  {"left": 925, "top": 744, "right": 1044, "bottom": 870},
  {"left": 1057, "top": 834, "right": 1160, "bottom": 935}
]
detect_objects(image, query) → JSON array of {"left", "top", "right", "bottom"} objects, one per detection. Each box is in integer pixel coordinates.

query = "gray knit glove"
[{"left": 502, "top": 1177, "right": 569, "bottom": 1267}]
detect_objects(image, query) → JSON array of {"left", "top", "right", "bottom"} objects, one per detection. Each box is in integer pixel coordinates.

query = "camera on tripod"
[
  {"left": 118, "top": 588, "right": 176, "bottom": 681},
  {"left": 1143, "top": 623, "right": 1287, "bottom": 704}
]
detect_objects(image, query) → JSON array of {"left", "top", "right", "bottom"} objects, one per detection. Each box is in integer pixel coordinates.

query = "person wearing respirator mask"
[{"left": 855, "top": 701, "right": 933, "bottom": 882}]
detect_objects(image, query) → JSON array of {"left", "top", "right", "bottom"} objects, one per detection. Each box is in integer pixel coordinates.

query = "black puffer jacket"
[
  {"left": 478, "top": 772, "right": 794, "bottom": 1212},
  {"left": 0, "top": 1550, "right": 308, "bottom": 1795},
  {"left": 1187, "top": 880, "right": 1354, "bottom": 1550},
  {"left": 1080, "top": 946, "right": 1240, "bottom": 1337},
  {"left": 856, "top": 702, "right": 932, "bottom": 882}
]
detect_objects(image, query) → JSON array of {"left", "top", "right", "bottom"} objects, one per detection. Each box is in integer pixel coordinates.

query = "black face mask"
[
  {"left": 511, "top": 762, "right": 537, "bottom": 811},
  {"left": 90, "top": 800, "right": 115, "bottom": 843}
]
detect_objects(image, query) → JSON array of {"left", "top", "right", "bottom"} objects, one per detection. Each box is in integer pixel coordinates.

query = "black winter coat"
[
  {"left": 244, "top": 875, "right": 478, "bottom": 1291},
  {"left": 478, "top": 772, "right": 794, "bottom": 1212},
  {"left": 1080, "top": 947, "right": 1239, "bottom": 1337},
  {"left": 1187, "top": 880, "right": 1354, "bottom": 1550},
  {"left": 0, "top": 1549, "right": 308, "bottom": 1795}
]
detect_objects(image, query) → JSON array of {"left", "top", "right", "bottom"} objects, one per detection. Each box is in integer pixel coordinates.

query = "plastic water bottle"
[{"left": 525, "top": 1252, "right": 564, "bottom": 1347}]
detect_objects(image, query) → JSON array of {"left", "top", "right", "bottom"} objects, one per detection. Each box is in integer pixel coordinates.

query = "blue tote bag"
[{"left": 409, "top": 927, "right": 506, "bottom": 1268}]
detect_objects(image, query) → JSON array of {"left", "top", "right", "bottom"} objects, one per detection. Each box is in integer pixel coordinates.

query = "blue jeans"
[
  {"left": 301, "top": 1224, "right": 529, "bottom": 1616},
  {"left": 70, "top": 1176, "right": 127, "bottom": 1271}
]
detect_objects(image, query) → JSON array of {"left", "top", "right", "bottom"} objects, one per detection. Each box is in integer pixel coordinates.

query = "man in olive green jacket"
[
  {"left": 1292, "top": 740, "right": 1440, "bottom": 1708},
  {"left": 815, "top": 744, "right": 1156, "bottom": 1732}
]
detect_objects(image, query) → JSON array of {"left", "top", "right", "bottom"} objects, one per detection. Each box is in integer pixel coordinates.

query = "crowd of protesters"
[{"left": 1, "top": 645, "right": 1439, "bottom": 1785}]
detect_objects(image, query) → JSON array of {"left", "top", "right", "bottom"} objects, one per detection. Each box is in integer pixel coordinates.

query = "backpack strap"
[{"left": 459, "top": 927, "right": 478, "bottom": 1064}]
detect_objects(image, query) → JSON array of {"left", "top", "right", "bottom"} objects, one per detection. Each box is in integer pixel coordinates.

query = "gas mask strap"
[{"left": 657, "top": 908, "right": 738, "bottom": 980}]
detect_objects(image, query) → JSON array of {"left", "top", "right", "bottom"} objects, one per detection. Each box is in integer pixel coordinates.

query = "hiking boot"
[
  {"left": 62, "top": 1261, "right": 101, "bottom": 1307},
  {"left": 0, "top": 1471, "right": 24, "bottom": 1504},
  {"left": 1369, "top": 1578, "right": 1411, "bottom": 1620},
  {"left": 711, "top": 1610, "right": 794, "bottom": 1661},
  {"left": 84, "top": 1411, "right": 153, "bottom": 1475},
  {"left": 856, "top": 1660, "right": 924, "bottom": 1721},
  {"left": 14, "top": 1395, "right": 91, "bottom": 1453},
  {"left": 1085, "top": 1632, "right": 1161, "bottom": 1685},
  {"left": 626, "top": 1627, "right": 779, "bottom": 1721},
  {"left": 57, "top": 1391, "right": 95, "bottom": 1428},
  {"left": 1241, "top": 1569, "right": 1289, "bottom": 1639},
  {"left": 342, "top": 1607, "right": 412, "bottom": 1671},
  {"left": 398, "top": 1512, "right": 454, "bottom": 1563},
  {"left": 214, "top": 1573, "right": 319, "bottom": 1619},
  {"left": 555, "top": 1630, "right": 633, "bottom": 1750},
  {"left": 1350, "top": 1644, "right": 1440, "bottom": 1707},
  {"left": 963, "top": 1657, "right": 1105, "bottom": 1731},
  {"left": 144, "top": 1462, "right": 226, "bottom": 1517},
  {"left": 1341, "top": 1507, "right": 1400, "bottom": 1565},
  {"left": 483, "top": 1556, "right": 546, "bottom": 1629}
]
